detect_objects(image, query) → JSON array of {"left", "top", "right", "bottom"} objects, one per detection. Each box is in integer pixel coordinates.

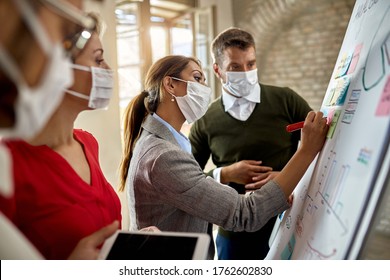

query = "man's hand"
[
  {"left": 220, "top": 160, "right": 273, "bottom": 185},
  {"left": 139, "top": 226, "right": 161, "bottom": 232},
  {"left": 68, "top": 220, "right": 119, "bottom": 260},
  {"left": 245, "top": 171, "right": 279, "bottom": 192},
  {"left": 287, "top": 193, "right": 294, "bottom": 207}
]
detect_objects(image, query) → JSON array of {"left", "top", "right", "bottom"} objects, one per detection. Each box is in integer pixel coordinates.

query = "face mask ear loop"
[
  {"left": 171, "top": 76, "right": 187, "bottom": 83},
  {"left": 169, "top": 76, "right": 185, "bottom": 102},
  {"left": 71, "top": 64, "right": 91, "bottom": 72},
  {"left": 65, "top": 89, "right": 89, "bottom": 100},
  {"left": 170, "top": 76, "right": 193, "bottom": 101},
  {"left": 0, "top": 46, "right": 24, "bottom": 86}
]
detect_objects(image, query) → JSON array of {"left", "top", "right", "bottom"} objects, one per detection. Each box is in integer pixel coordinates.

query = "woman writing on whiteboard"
[{"left": 119, "top": 55, "right": 329, "bottom": 259}]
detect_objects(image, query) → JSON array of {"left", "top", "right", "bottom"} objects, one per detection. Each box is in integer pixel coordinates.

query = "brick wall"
[{"left": 233, "top": 0, "right": 356, "bottom": 110}]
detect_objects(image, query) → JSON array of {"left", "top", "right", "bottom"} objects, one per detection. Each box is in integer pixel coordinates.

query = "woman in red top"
[{"left": 1, "top": 16, "right": 121, "bottom": 259}]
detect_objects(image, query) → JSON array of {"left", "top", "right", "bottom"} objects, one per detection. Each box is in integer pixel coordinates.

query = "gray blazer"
[{"left": 126, "top": 114, "right": 289, "bottom": 234}]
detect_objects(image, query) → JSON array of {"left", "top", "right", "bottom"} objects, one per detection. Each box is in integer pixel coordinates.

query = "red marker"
[
  {"left": 286, "top": 121, "right": 305, "bottom": 132},
  {"left": 286, "top": 117, "right": 329, "bottom": 132}
]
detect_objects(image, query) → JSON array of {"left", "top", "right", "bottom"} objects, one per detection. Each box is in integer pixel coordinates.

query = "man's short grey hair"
[{"left": 211, "top": 27, "right": 256, "bottom": 66}]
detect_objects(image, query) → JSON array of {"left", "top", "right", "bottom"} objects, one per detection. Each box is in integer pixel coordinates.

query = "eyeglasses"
[
  {"left": 39, "top": 0, "right": 96, "bottom": 57},
  {"left": 62, "top": 17, "right": 96, "bottom": 58}
]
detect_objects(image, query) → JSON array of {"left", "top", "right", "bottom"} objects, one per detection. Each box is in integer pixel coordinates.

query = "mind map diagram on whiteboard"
[{"left": 267, "top": 0, "right": 390, "bottom": 260}]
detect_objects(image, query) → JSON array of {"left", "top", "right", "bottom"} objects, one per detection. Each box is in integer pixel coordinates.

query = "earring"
[{"left": 170, "top": 93, "right": 175, "bottom": 102}]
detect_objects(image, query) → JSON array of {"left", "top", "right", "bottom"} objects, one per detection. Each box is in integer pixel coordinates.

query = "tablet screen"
[{"left": 105, "top": 233, "right": 199, "bottom": 260}]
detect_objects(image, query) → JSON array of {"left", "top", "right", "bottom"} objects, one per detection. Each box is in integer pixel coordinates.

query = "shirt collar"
[
  {"left": 222, "top": 84, "right": 261, "bottom": 111},
  {"left": 152, "top": 113, "right": 191, "bottom": 154},
  {"left": 222, "top": 90, "right": 236, "bottom": 111}
]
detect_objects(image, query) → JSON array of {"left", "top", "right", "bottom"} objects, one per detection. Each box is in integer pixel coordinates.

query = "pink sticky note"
[
  {"left": 375, "top": 76, "right": 390, "bottom": 116},
  {"left": 327, "top": 108, "right": 336, "bottom": 124},
  {"left": 347, "top": 43, "right": 363, "bottom": 75}
]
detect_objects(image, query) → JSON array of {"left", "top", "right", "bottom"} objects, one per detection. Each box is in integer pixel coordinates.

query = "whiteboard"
[{"left": 267, "top": 0, "right": 390, "bottom": 260}]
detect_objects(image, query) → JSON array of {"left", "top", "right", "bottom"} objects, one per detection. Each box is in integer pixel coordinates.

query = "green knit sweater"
[{"left": 190, "top": 83, "right": 312, "bottom": 180}]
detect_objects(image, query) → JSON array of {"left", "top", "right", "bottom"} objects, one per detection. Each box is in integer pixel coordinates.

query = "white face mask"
[
  {"left": 170, "top": 77, "right": 212, "bottom": 124},
  {"left": 223, "top": 68, "right": 259, "bottom": 97},
  {"left": 0, "top": 0, "right": 74, "bottom": 139},
  {"left": 65, "top": 64, "right": 114, "bottom": 110}
]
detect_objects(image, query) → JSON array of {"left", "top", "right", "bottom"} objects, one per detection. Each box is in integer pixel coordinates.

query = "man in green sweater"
[{"left": 189, "top": 27, "right": 312, "bottom": 260}]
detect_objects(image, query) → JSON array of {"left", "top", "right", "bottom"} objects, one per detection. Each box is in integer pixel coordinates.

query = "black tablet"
[{"left": 98, "top": 230, "right": 210, "bottom": 260}]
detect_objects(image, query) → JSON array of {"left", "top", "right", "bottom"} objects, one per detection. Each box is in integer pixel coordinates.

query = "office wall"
[{"left": 199, "top": 0, "right": 234, "bottom": 33}]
